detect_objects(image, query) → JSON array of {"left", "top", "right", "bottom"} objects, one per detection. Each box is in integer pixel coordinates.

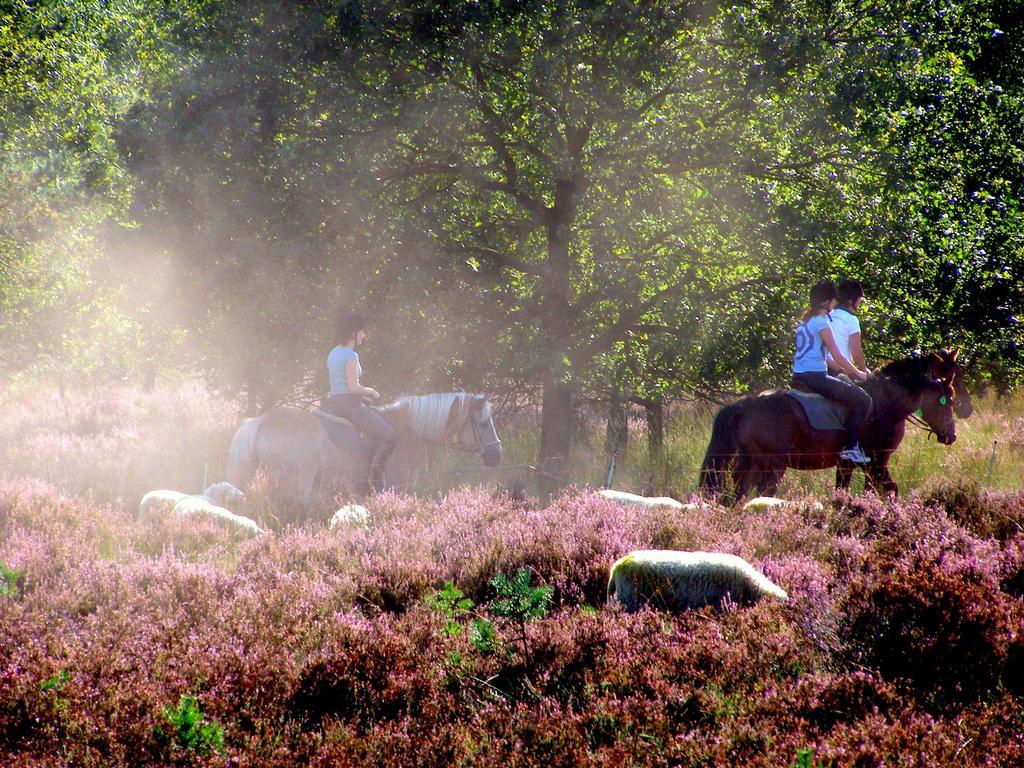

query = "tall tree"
[{"left": 330, "top": 0, "right": 954, "bottom": 481}]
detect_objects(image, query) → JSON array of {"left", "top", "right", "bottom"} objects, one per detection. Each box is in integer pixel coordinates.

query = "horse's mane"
[
  {"left": 878, "top": 353, "right": 938, "bottom": 378},
  {"left": 868, "top": 370, "right": 933, "bottom": 396},
  {"left": 384, "top": 393, "right": 474, "bottom": 443}
]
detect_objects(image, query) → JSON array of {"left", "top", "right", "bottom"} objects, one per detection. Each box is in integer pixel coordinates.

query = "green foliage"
[
  {"left": 426, "top": 580, "right": 501, "bottom": 655},
  {"left": 155, "top": 694, "right": 225, "bottom": 756},
  {"left": 0, "top": 563, "right": 21, "bottom": 598},
  {"left": 469, "top": 617, "right": 501, "bottom": 656},
  {"left": 791, "top": 748, "right": 830, "bottom": 768},
  {"left": 488, "top": 568, "right": 552, "bottom": 666},
  {"left": 40, "top": 669, "right": 70, "bottom": 693},
  {"left": 0, "top": 0, "right": 191, "bottom": 385},
  {"left": 5, "top": 0, "right": 1024, "bottom": 436},
  {"left": 489, "top": 569, "right": 553, "bottom": 625},
  {"left": 425, "top": 579, "right": 476, "bottom": 637}
]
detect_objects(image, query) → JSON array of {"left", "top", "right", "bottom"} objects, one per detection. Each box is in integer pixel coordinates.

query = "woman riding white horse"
[{"left": 323, "top": 311, "right": 396, "bottom": 493}]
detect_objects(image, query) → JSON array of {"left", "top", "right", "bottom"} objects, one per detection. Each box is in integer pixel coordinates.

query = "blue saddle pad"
[{"left": 784, "top": 390, "right": 847, "bottom": 431}]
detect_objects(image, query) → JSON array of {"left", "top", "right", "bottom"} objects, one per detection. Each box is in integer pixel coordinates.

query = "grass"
[{"left": 479, "top": 391, "right": 1024, "bottom": 502}]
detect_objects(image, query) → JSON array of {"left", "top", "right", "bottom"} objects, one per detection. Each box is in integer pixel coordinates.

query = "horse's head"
[
  {"left": 204, "top": 481, "right": 245, "bottom": 509},
  {"left": 927, "top": 348, "right": 974, "bottom": 419},
  {"left": 918, "top": 378, "right": 957, "bottom": 445},
  {"left": 455, "top": 395, "right": 503, "bottom": 467},
  {"left": 884, "top": 349, "right": 974, "bottom": 420}
]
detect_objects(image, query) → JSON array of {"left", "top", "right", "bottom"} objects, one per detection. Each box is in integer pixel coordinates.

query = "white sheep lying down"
[
  {"left": 139, "top": 482, "right": 261, "bottom": 536},
  {"left": 598, "top": 489, "right": 695, "bottom": 511},
  {"left": 199, "top": 481, "right": 247, "bottom": 509},
  {"left": 743, "top": 496, "right": 824, "bottom": 512},
  {"left": 607, "top": 550, "right": 788, "bottom": 613},
  {"left": 329, "top": 503, "right": 370, "bottom": 528},
  {"left": 172, "top": 495, "right": 264, "bottom": 537},
  {"left": 138, "top": 489, "right": 188, "bottom": 519}
]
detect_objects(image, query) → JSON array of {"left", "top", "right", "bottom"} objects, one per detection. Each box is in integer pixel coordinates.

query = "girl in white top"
[{"left": 826, "top": 279, "right": 870, "bottom": 377}]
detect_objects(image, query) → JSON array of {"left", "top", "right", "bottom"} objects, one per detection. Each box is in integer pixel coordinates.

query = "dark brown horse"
[{"left": 699, "top": 368, "right": 957, "bottom": 503}]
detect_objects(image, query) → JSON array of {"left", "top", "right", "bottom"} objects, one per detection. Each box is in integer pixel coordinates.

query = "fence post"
[
  {"left": 985, "top": 441, "right": 998, "bottom": 490},
  {"left": 604, "top": 452, "right": 618, "bottom": 489}
]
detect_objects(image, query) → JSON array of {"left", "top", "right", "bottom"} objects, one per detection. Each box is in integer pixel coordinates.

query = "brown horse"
[
  {"left": 226, "top": 393, "right": 502, "bottom": 512},
  {"left": 699, "top": 369, "right": 957, "bottom": 503}
]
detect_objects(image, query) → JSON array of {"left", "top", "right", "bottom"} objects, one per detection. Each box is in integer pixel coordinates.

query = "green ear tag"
[
  {"left": 914, "top": 408, "right": 923, "bottom": 418},
  {"left": 939, "top": 395, "right": 948, "bottom": 406}
]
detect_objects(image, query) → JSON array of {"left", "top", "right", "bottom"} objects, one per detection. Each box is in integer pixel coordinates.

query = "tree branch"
[{"left": 570, "top": 277, "right": 762, "bottom": 365}]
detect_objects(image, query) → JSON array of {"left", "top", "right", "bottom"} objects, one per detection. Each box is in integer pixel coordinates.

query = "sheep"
[
  {"left": 200, "top": 481, "right": 246, "bottom": 509},
  {"left": 329, "top": 503, "right": 370, "bottom": 529},
  {"left": 172, "top": 495, "right": 264, "bottom": 537},
  {"left": 607, "top": 550, "right": 788, "bottom": 613},
  {"left": 138, "top": 489, "right": 188, "bottom": 520},
  {"left": 139, "top": 481, "right": 255, "bottom": 535},
  {"left": 598, "top": 489, "right": 694, "bottom": 511},
  {"left": 743, "top": 496, "right": 824, "bottom": 512}
]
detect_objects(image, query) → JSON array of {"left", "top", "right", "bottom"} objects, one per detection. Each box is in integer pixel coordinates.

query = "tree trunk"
[
  {"left": 536, "top": 178, "right": 578, "bottom": 497},
  {"left": 630, "top": 396, "right": 665, "bottom": 459},
  {"left": 538, "top": 375, "right": 574, "bottom": 497},
  {"left": 644, "top": 398, "right": 664, "bottom": 458}
]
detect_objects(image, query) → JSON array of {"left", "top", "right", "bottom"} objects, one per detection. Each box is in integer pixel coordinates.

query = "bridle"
[
  {"left": 452, "top": 399, "right": 502, "bottom": 455},
  {"left": 906, "top": 387, "right": 955, "bottom": 441}
]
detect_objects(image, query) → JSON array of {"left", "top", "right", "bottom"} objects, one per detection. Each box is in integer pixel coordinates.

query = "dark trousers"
[
  {"left": 792, "top": 372, "right": 872, "bottom": 449},
  {"left": 326, "top": 394, "right": 397, "bottom": 489}
]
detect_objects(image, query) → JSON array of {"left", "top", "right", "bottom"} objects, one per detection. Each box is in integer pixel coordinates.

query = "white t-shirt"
[{"left": 826, "top": 308, "right": 861, "bottom": 365}]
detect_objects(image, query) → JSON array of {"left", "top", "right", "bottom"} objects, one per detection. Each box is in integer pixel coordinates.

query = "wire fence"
[{"left": 370, "top": 429, "right": 1021, "bottom": 499}]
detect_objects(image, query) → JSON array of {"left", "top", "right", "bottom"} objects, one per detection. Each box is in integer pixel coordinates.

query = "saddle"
[
  {"left": 315, "top": 396, "right": 385, "bottom": 452},
  {"left": 782, "top": 390, "right": 846, "bottom": 431}
]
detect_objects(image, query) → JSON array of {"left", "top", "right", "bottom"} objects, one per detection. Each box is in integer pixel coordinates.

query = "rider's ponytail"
[{"left": 800, "top": 280, "right": 838, "bottom": 322}]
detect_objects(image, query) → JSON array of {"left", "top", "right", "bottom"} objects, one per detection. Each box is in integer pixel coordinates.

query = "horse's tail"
[
  {"left": 226, "top": 416, "right": 261, "bottom": 490},
  {"left": 699, "top": 402, "right": 745, "bottom": 494}
]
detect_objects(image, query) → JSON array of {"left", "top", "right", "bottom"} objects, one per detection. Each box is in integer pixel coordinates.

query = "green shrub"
[
  {"left": 488, "top": 569, "right": 553, "bottom": 667},
  {"left": 426, "top": 579, "right": 501, "bottom": 656},
  {"left": 791, "top": 748, "right": 830, "bottom": 768},
  {"left": 155, "top": 694, "right": 224, "bottom": 756},
  {"left": 0, "top": 563, "right": 21, "bottom": 598}
]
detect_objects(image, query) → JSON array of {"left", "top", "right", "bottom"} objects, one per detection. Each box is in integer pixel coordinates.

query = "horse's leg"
[
  {"left": 731, "top": 453, "right": 759, "bottom": 504},
  {"left": 758, "top": 459, "right": 787, "bottom": 497},
  {"left": 381, "top": 433, "right": 418, "bottom": 494},
  {"left": 835, "top": 463, "right": 854, "bottom": 491},
  {"left": 865, "top": 462, "right": 898, "bottom": 497},
  {"left": 717, "top": 452, "right": 749, "bottom": 506}
]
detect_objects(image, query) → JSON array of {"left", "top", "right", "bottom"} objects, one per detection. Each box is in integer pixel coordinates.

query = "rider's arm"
[
  {"left": 821, "top": 327, "right": 867, "bottom": 381},
  {"left": 346, "top": 360, "right": 380, "bottom": 400},
  {"left": 849, "top": 332, "right": 869, "bottom": 373}
]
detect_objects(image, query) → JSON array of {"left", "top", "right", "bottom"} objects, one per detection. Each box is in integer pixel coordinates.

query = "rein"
[
  {"left": 905, "top": 409, "right": 937, "bottom": 439},
  {"left": 448, "top": 398, "right": 502, "bottom": 455}
]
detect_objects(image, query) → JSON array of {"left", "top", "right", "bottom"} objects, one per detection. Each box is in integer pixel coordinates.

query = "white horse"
[{"left": 226, "top": 393, "right": 502, "bottom": 511}]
